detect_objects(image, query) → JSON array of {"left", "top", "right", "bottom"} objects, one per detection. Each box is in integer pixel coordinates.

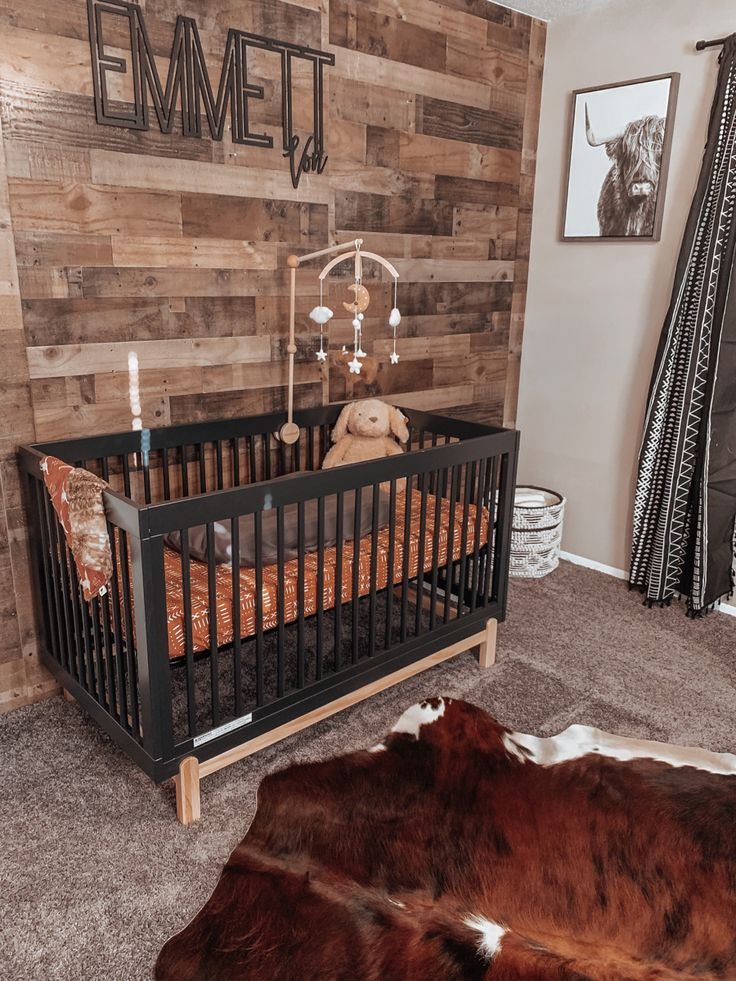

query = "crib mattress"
[{"left": 162, "top": 491, "right": 489, "bottom": 660}]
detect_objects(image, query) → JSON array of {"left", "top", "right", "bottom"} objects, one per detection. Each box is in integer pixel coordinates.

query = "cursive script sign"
[{"left": 87, "top": 0, "right": 334, "bottom": 188}]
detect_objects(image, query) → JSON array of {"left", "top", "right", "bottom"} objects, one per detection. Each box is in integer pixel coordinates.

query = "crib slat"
[
  {"left": 162, "top": 446, "right": 171, "bottom": 501},
  {"left": 470, "top": 458, "right": 487, "bottom": 612},
  {"left": 455, "top": 462, "right": 473, "bottom": 618},
  {"left": 278, "top": 435, "right": 287, "bottom": 477},
  {"left": 368, "top": 482, "right": 380, "bottom": 659},
  {"left": 334, "top": 491, "right": 344, "bottom": 672},
  {"left": 36, "top": 482, "right": 62, "bottom": 666},
  {"left": 429, "top": 468, "right": 444, "bottom": 630},
  {"left": 99, "top": 587, "right": 118, "bottom": 721},
  {"left": 206, "top": 521, "right": 220, "bottom": 727},
  {"left": 142, "top": 460, "right": 152, "bottom": 506},
  {"left": 99, "top": 457, "right": 116, "bottom": 712},
  {"left": 400, "top": 480, "right": 413, "bottom": 644},
  {"left": 248, "top": 436, "right": 256, "bottom": 485},
  {"left": 263, "top": 434, "right": 272, "bottom": 481},
  {"left": 179, "top": 445, "right": 189, "bottom": 498},
  {"left": 297, "top": 500, "right": 306, "bottom": 688},
  {"left": 49, "top": 478, "right": 78, "bottom": 673},
  {"left": 69, "top": 556, "right": 92, "bottom": 691},
  {"left": 414, "top": 471, "right": 429, "bottom": 636},
  {"left": 231, "top": 437, "right": 240, "bottom": 487},
  {"left": 179, "top": 527, "right": 197, "bottom": 739},
  {"left": 254, "top": 511, "right": 264, "bottom": 706},
  {"left": 444, "top": 466, "right": 459, "bottom": 622},
  {"left": 122, "top": 453, "right": 132, "bottom": 498},
  {"left": 486, "top": 454, "right": 500, "bottom": 605},
  {"left": 49, "top": 506, "right": 74, "bottom": 677},
  {"left": 90, "top": 464, "right": 107, "bottom": 701},
  {"left": 66, "top": 553, "right": 86, "bottom": 685},
  {"left": 308, "top": 426, "right": 315, "bottom": 472},
  {"left": 75, "top": 567, "right": 94, "bottom": 694},
  {"left": 106, "top": 520, "right": 129, "bottom": 727},
  {"left": 67, "top": 555, "right": 87, "bottom": 687},
  {"left": 231, "top": 516, "right": 243, "bottom": 717},
  {"left": 276, "top": 506, "right": 285, "bottom": 698},
  {"left": 118, "top": 529, "right": 140, "bottom": 735},
  {"left": 215, "top": 440, "right": 224, "bottom": 490},
  {"left": 483, "top": 455, "right": 498, "bottom": 606},
  {"left": 198, "top": 443, "right": 207, "bottom": 495},
  {"left": 89, "top": 594, "right": 106, "bottom": 708},
  {"left": 351, "top": 486, "right": 362, "bottom": 664},
  {"left": 316, "top": 495, "right": 325, "bottom": 681},
  {"left": 384, "top": 479, "right": 397, "bottom": 650}
]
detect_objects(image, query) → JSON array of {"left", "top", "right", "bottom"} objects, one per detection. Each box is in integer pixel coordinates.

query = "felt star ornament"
[
  {"left": 348, "top": 356, "right": 362, "bottom": 374},
  {"left": 316, "top": 348, "right": 327, "bottom": 362},
  {"left": 390, "top": 350, "right": 400, "bottom": 364}
]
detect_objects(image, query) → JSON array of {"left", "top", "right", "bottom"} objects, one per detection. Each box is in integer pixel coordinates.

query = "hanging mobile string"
[
  {"left": 355, "top": 242, "right": 365, "bottom": 357},
  {"left": 309, "top": 276, "right": 332, "bottom": 363},
  {"left": 389, "top": 276, "right": 401, "bottom": 364},
  {"left": 348, "top": 242, "right": 363, "bottom": 374}
]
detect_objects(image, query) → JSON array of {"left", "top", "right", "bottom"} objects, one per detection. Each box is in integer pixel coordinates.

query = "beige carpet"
[{"left": 2, "top": 561, "right": 736, "bottom": 981}]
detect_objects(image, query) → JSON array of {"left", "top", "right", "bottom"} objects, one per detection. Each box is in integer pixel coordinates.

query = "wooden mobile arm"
[{"left": 319, "top": 249, "right": 400, "bottom": 281}]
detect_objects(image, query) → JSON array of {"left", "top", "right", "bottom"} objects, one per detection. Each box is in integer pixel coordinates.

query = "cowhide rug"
[{"left": 156, "top": 698, "right": 736, "bottom": 980}]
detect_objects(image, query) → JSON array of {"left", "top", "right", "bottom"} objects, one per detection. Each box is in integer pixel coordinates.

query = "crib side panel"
[
  {"left": 18, "top": 446, "right": 157, "bottom": 776},
  {"left": 157, "top": 424, "right": 518, "bottom": 778}
]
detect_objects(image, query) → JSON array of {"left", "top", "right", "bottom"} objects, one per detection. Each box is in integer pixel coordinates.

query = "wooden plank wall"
[{"left": 0, "top": 0, "right": 546, "bottom": 710}]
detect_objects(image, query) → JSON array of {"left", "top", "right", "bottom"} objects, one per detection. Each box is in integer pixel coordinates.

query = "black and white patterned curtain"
[{"left": 630, "top": 35, "right": 736, "bottom": 615}]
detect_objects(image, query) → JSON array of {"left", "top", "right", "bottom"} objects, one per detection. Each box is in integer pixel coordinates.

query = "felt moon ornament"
[
  {"left": 309, "top": 306, "right": 334, "bottom": 325},
  {"left": 343, "top": 283, "right": 370, "bottom": 314}
]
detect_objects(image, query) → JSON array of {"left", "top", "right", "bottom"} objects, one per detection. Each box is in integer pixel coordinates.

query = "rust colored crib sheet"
[{"left": 162, "top": 491, "right": 489, "bottom": 660}]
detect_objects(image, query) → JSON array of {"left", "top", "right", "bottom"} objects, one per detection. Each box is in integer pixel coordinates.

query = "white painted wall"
[{"left": 518, "top": 0, "right": 735, "bottom": 599}]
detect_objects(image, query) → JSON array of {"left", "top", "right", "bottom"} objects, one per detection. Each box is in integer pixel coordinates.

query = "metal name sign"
[{"left": 87, "top": 0, "right": 334, "bottom": 187}]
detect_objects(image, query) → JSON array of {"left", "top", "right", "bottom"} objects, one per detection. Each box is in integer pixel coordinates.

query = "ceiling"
[{"left": 499, "top": 0, "right": 619, "bottom": 21}]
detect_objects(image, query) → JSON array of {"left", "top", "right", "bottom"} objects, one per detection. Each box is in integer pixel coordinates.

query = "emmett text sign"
[{"left": 87, "top": 0, "right": 334, "bottom": 188}]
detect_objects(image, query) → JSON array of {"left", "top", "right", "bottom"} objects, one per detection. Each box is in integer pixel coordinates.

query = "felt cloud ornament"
[
  {"left": 309, "top": 306, "right": 334, "bottom": 325},
  {"left": 389, "top": 308, "right": 401, "bottom": 329}
]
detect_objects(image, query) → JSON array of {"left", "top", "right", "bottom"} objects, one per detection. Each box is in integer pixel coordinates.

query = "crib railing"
[{"left": 20, "top": 405, "right": 518, "bottom": 783}]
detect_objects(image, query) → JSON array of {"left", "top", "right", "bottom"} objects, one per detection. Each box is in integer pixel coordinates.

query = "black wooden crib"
[{"left": 19, "top": 404, "right": 519, "bottom": 822}]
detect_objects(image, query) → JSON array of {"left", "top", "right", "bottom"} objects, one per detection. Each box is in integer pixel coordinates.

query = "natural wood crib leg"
[
  {"left": 175, "top": 756, "right": 201, "bottom": 825},
  {"left": 478, "top": 618, "right": 498, "bottom": 668}
]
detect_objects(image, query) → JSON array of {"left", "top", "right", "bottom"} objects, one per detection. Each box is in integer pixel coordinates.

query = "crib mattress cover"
[{"left": 161, "top": 491, "right": 489, "bottom": 660}]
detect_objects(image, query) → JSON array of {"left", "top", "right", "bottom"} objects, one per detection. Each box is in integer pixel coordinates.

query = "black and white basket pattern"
[{"left": 510, "top": 486, "right": 565, "bottom": 579}]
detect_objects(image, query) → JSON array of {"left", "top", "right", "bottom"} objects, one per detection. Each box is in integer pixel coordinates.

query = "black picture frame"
[{"left": 561, "top": 72, "right": 680, "bottom": 242}]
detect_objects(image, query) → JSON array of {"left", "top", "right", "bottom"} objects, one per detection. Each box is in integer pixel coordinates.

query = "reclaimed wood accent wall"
[{"left": 0, "top": 0, "right": 545, "bottom": 710}]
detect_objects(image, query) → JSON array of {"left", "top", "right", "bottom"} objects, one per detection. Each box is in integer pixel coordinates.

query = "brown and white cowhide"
[{"left": 156, "top": 698, "right": 736, "bottom": 980}]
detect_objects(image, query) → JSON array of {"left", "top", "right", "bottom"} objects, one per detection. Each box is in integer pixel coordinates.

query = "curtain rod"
[{"left": 696, "top": 36, "right": 731, "bottom": 51}]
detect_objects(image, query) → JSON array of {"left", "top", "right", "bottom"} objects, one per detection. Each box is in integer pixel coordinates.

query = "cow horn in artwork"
[{"left": 584, "top": 101, "right": 625, "bottom": 147}]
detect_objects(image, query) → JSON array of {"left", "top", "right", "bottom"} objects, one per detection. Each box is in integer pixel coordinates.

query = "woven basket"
[{"left": 509, "top": 486, "right": 565, "bottom": 579}]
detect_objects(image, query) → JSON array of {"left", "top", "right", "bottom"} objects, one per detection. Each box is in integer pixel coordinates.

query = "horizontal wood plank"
[{"left": 27, "top": 336, "right": 272, "bottom": 377}]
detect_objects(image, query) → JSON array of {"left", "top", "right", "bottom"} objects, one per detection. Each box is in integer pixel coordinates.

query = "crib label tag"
[{"left": 193, "top": 713, "right": 253, "bottom": 747}]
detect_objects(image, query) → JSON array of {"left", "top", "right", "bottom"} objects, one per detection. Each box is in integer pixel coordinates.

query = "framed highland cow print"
[{"left": 562, "top": 73, "right": 679, "bottom": 241}]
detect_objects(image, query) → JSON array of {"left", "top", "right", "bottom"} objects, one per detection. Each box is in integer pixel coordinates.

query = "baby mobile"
[{"left": 279, "top": 238, "right": 402, "bottom": 445}]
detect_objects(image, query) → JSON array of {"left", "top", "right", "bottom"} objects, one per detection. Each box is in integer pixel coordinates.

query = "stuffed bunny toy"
[{"left": 322, "top": 399, "right": 409, "bottom": 469}]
